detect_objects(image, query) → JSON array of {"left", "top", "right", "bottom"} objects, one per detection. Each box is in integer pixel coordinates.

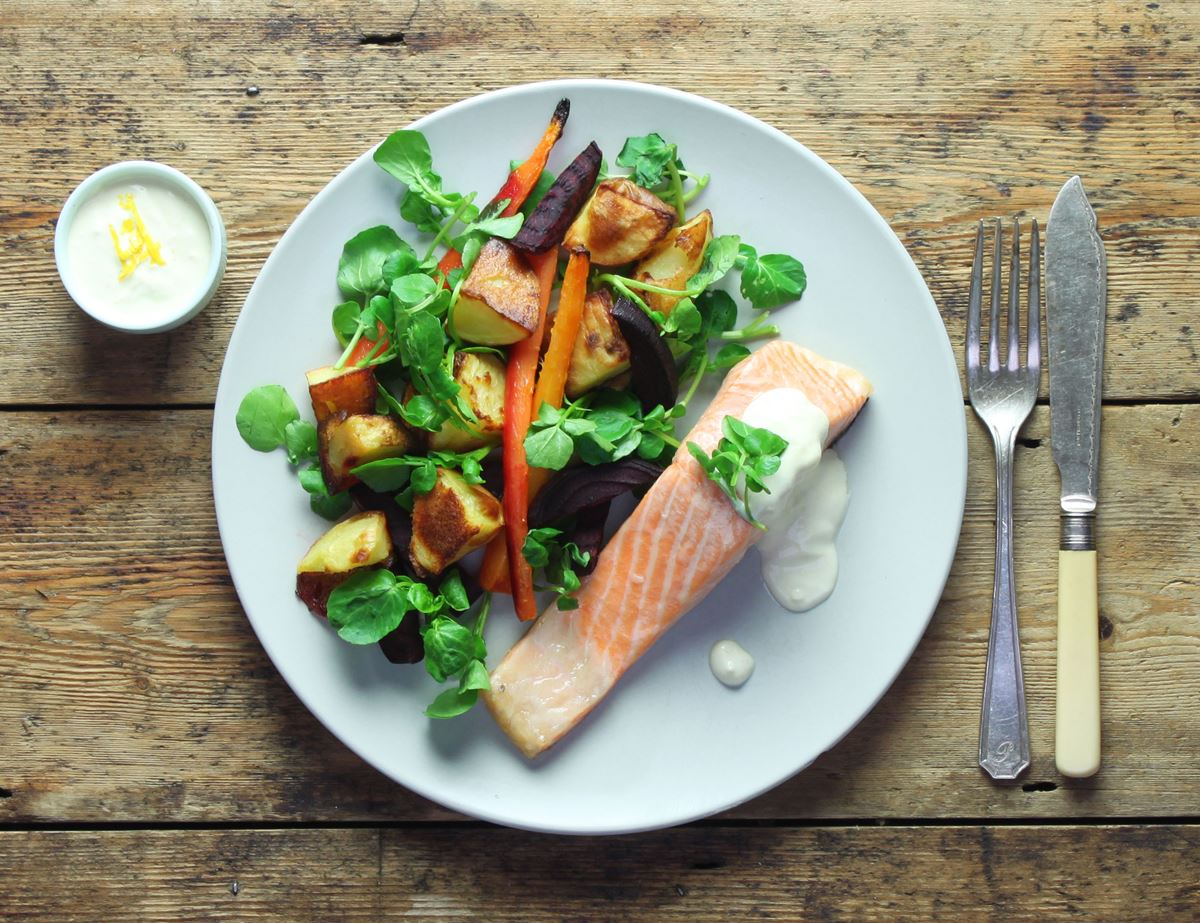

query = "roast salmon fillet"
[{"left": 485, "top": 341, "right": 872, "bottom": 757}]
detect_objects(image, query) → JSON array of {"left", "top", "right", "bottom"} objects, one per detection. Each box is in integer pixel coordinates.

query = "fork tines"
[{"left": 967, "top": 218, "right": 1042, "bottom": 382}]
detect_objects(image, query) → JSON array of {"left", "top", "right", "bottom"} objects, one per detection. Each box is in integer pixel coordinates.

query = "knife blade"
[{"left": 1046, "top": 175, "right": 1105, "bottom": 778}]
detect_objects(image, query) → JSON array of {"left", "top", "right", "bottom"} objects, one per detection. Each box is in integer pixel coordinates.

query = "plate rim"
[{"left": 212, "top": 77, "right": 968, "bottom": 834}]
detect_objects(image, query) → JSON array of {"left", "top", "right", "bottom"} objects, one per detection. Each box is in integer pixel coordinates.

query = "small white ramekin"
[{"left": 54, "top": 160, "right": 227, "bottom": 334}]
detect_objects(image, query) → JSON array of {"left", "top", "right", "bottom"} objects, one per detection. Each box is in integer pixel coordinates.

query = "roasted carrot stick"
[
  {"left": 478, "top": 251, "right": 590, "bottom": 605},
  {"left": 493, "top": 250, "right": 558, "bottom": 619},
  {"left": 489, "top": 99, "right": 570, "bottom": 218},
  {"left": 436, "top": 99, "right": 570, "bottom": 278}
]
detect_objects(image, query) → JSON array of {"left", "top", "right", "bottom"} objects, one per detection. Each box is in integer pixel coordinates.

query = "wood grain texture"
[
  {"left": 2, "top": 405, "right": 1196, "bottom": 822},
  {"left": 2, "top": 825, "right": 1198, "bottom": 921},
  {"left": 1, "top": 0, "right": 1197, "bottom": 404}
]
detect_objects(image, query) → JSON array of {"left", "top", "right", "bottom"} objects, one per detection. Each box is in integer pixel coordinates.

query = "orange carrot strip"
[
  {"left": 491, "top": 250, "right": 558, "bottom": 619},
  {"left": 478, "top": 251, "right": 589, "bottom": 604},
  {"left": 436, "top": 100, "right": 568, "bottom": 277}
]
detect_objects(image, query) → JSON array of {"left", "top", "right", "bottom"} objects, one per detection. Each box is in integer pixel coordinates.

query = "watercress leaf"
[
  {"left": 338, "top": 225, "right": 404, "bottom": 300},
  {"left": 711, "top": 343, "right": 751, "bottom": 369},
  {"left": 459, "top": 659, "right": 491, "bottom": 693},
  {"left": 368, "top": 294, "right": 394, "bottom": 337},
  {"left": 236, "top": 385, "right": 299, "bottom": 451},
  {"left": 326, "top": 569, "right": 410, "bottom": 644},
  {"left": 381, "top": 242, "right": 421, "bottom": 283},
  {"left": 567, "top": 429, "right": 611, "bottom": 465},
  {"left": 391, "top": 272, "right": 439, "bottom": 307},
  {"left": 524, "top": 426, "right": 574, "bottom": 471},
  {"left": 458, "top": 235, "right": 482, "bottom": 274},
  {"left": 740, "top": 253, "right": 807, "bottom": 310},
  {"left": 399, "top": 394, "right": 444, "bottom": 431},
  {"left": 458, "top": 448, "right": 488, "bottom": 485},
  {"left": 298, "top": 465, "right": 328, "bottom": 496},
  {"left": 686, "top": 234, "right": 741, "bottom": 293},
  {"left": 399, "top": 188, "right": 443, "bottom": 234},
  {"left": 534, "top": 402, "right": 563, "bottom": 427},
  {"left": 439, "top": 570, "right": 470, "bottom": 612},
  {"left": 374, "top": 130, "right": 437, "bottom": 191},
  {"left": 662, "top": 297, "right": 702, "bottom": 337},
  {"left": 686, "top": 441, "right": 713, "bottom": 472},
  {"left": 587, "top": 407, "right": 637, "bottom": 443},
  {"left": 469, "top": 213, "right": 524, "bottom": 239},
  {"left": 411, "top": 459, "right": 439, "bottom": 495},
  {"left": 722, "top": 415, "right": 751, "bottom": 445},
  {"left": 408, "top": 581, "right": 441, "bottom": 614},
  {"left": 616, "top": 133, "right": 676, "bottom": 188},
  {"left": 283, "top": 419, "right": 318, "bottom": 465},
  {"left": 311, "top": 490, "right": 353, "bottom": 521},
  {"left": 567, "top": 543, "right": 591, "bottom": 568},
  {"left": 422, "top": 615, "right": 476, "bottom": 683},
  {"left": 425, "top": 686, "right": 478, "bottom": 719},
  {"left": 740, "top": 423, "right": 789, "bottom": 458},
  {"left": 697, "top": 289, "right": 739, "bottom": 337},
  {"left": 737, "top": 241, "right": 759, "bottom": 264},
  {"left": 395, "top": 485, "right": 415, "bottom": 512},
  {"left": 332, "top": 300, "right": 361, "bottom": 347},
  {"left": 560, "top": 417, "right": 598, "bottom": 437},
  {"left": 407, "top": 310, "right": 446, "bottom": 361},
  {"left": 521, "top": 528, "right": 557, "bottom": 568},
  {"left": 637, "top": 432, "right": 665, "bottom": 460},
  {"left": 351, "top": 457, "right": 412, "bottom": 493}
]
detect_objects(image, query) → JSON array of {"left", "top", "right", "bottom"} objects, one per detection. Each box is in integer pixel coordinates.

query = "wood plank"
[
  {"left": 1, "top": 0, "right": 1197, "bottom": 403},
  {"left": 1, "top": 825, "right": 1197, "bottom": 921},
  {"left": 1, "top": 404, "right": 1196, "bottom": 822}
]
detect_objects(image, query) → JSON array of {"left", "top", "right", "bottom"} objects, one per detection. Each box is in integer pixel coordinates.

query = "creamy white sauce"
[
  {"left": 739, "top": 387, "right": 851, "bottom": 612},
  {"left": 65, "top": 181, "right": 212, "bottom": 323},
  {"left": 709, "top": 639, "right": 754, "bottom": 687}
]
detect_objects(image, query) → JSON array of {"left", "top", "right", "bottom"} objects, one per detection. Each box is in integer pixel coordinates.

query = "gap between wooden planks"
[
  {"left": 0, "top": 405, "right": 1195, "bottom": 823},
  {"left": 1, "top": 825, "right": 1197, "bottom": 921}
]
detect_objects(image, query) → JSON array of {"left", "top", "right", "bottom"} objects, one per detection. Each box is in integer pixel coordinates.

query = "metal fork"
[{"left": 968, "top": 218, "right": 1041, "bottom": 781}]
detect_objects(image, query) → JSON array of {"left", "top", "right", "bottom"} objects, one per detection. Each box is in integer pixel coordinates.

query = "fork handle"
[
  {"left": 979, "top": 435, "right": 1031, "bottom": 781},
  {"left": 1056, "top": 546, "right": 1101, "bottom": 777}
]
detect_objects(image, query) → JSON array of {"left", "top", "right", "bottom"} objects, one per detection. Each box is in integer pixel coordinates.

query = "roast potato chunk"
[
  {"left": 410, "top": 469, "right": 504, "bottom": 577},
  {"left": 451, "top": 239, "right": 541, "bottom": 345},
  {"left": 319, "top": 413, "right": 411, "bottom": 494},
  {"left": 633, "top": 209, "right": 713, "bottom": 315},
  {"left": 428, "top": 352, "right": 507, "bottom": 452},
  {"left": 563, "top": 179, "right": 676, "bottom": 266},
  {"left": 296, "top": 511, "right": 393, "bottom": 616},
  {"left": 564, "top": 289, "right": 632, "bottom": 398},
  {"left": 306, "top": 365, "right": 377, "bottom": 425}
]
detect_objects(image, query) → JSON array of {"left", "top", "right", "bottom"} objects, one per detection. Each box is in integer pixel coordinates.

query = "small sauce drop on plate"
[{"left": 709, "top": 639, "right": 754, "bottom": 687}]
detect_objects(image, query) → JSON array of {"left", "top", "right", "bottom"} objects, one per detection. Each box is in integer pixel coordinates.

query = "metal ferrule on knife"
[{"left": 1060, "top": 509, "right": 1095, "bottom": 551}]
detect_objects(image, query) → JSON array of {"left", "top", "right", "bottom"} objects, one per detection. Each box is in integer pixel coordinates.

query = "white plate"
[{"left": 212, "top": 79, "right": 966, "bottom": 834}]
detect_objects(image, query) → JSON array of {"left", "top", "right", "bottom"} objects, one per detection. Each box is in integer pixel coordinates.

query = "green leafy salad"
[{"left": 234, "top": 98, "right": 805, "bottom": 720}]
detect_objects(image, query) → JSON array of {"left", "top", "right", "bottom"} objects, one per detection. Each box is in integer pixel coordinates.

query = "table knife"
[{"left": 1045, "top": 176, "right": 1106, "bottom": 778}]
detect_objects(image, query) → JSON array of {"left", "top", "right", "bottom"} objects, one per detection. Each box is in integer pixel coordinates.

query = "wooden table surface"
[{"left": 3, "top": 1, "right": 1198, "bottom": 919}]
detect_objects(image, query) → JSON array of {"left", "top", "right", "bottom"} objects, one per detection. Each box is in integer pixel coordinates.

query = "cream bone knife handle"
[{"left": 1056, "top": 510, "right": 1101, "bottom": 777}]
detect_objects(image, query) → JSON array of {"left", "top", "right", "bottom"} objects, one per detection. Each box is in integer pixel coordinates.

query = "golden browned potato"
[
  {"left": 563, "top": 178, "right": 676, "bottom": 267},
  {"left": 564, "top": 289, "right": 632, "bottom": 398},
  {"left": 296, "top": 511, "right": 393, "bottom": 616},
  {"left": 428, "top": 352, "right": 507, "bottom": 452},
  {"left": 306, "top": 365, "right": 377, "bottom": 425},
  {"left": 451, "top": 239, "right": 541, "bottom": 345},
  {"left": 633, "top": 209, "right": 713, "bottom": 315},
  {"left": 319, "top": 413, "right": 411, "bottom": 494},
  {"left": 409, "top": 469, "right": 504, "bottom": 577}
]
